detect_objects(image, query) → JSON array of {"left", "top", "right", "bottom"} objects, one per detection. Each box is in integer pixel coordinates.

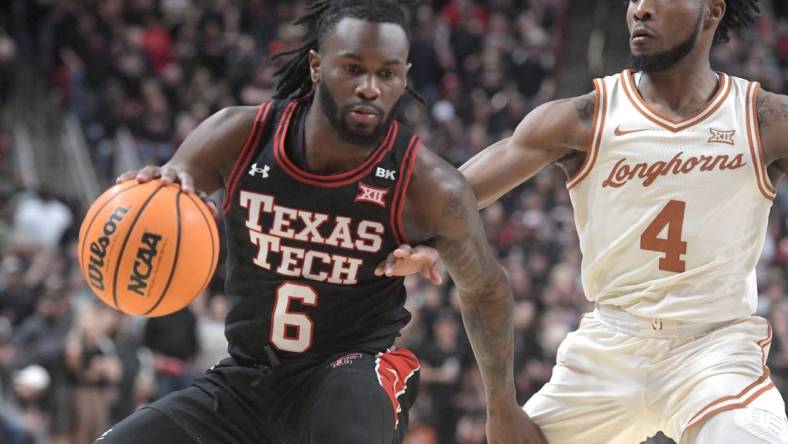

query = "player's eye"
[
  {"left": 345, "top": 64, "right": 362, "bottom": 74},
  {"left": 379, "top": 69, "right": 395, "bottom": 79}
]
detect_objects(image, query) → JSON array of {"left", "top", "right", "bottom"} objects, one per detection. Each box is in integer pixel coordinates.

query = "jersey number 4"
[
  {"left": 270, "top": 282, "right": 317, "bottom": 353},
  {"left": 640, "top": 200, "right": 687, "bottom": 273}
]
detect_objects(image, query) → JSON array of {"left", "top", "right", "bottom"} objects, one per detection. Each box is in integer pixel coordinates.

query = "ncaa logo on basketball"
[
  {"left": 87, "top": 207, "right": 129, "bottom": 291},
  {"left": 127, "top": 232, "right": 163, "bottom": 296}
]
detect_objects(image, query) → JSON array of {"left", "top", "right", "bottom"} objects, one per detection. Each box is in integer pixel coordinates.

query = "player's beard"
[
  {"left": 630, "top": 9, "right": 702, "bottom": 73},
  {"left": 318, "top": 80, "right": 398, "bottom": 148}
]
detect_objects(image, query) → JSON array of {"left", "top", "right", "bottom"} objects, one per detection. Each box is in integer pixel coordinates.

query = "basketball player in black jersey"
[{"left": 101, "top": 1, "right": 545, "bottom": 443}]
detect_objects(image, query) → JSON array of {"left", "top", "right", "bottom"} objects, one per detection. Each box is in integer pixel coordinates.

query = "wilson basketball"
[{"left": 78, "top": 180, "right": 220, "bottom": 317}]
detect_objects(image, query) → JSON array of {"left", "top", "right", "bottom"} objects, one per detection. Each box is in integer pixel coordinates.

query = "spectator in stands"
[
  {"left": 418, "top": 309, "right": 468, "bottom": 444},
  {"left": 2, "top": 364, "right": 51, "bottom": 444},
  {"left": 142, "top": 307, "right": 199, "bottom": 397},
  {"left": 193, "top": 293, "right": 229, "bottom": 374},
  {"left": 64, "top": 303, "right": 122, "bottom": 444},
  {"left": 0, "top": 255, "right": 35, "bottom": 327},
  {"left": 11, "top": 189, "right": 73, "bottom": 251}
]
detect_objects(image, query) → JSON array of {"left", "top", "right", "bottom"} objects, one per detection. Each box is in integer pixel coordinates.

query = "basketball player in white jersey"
[{"left": 378, "top": 0, "right": 788, "bottom": 442}]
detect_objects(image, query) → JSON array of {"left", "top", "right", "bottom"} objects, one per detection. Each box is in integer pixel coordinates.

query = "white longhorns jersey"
[{"left": 567, "top": 70, "right": 776, "bottom": 323}]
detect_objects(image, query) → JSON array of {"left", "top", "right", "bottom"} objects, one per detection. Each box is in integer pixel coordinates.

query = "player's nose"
[
  {"left": 355, "top": 74, "right": 381, "bottom": 101},
  {"left": 632, "top": 0, "right": 655, "bottom": 21}
]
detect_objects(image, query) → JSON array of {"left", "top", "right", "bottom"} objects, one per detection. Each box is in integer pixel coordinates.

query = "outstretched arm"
[
  {"left": 376, "top": 91, "right": 598, "bottom": 278},
  {"left": 462, "top": 92, "right": 596, "bottom": 208}
]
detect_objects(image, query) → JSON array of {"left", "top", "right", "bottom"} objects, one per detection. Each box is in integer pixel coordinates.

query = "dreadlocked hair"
[
  {"left": 715, "top": 0, "right": 760, "bottom": 43},
  {"left": 272, "top": 0, "right": 425, "bottom": 105}
]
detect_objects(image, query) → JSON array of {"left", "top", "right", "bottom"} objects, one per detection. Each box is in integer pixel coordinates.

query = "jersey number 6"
[
  {"left": 640, "top": 200, "right": 687, "bottom": 273},
  {"left": 270, "top": 282, "right": 317, "bottom": 353}
]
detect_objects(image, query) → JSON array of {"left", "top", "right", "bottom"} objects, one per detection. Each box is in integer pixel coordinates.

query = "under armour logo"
[
  {"left": 249, "top": 163, "right": 270, "bottom": 178},
  {"left": 651, "top": 318, "right": 663, "bottom": 331},
  {"left": 376, "top": 167, "right": 397, "bottom": 181},
  {"left": 707, "top": 128, "right": 735, "bottom": 145},
  {"left": 355, "top": 183, "right": 388, "bottom": 207}
]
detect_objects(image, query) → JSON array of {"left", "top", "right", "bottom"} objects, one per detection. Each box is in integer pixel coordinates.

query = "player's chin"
[
  {"left": 343, "top": 121, "right": 379, "bottom": 137},
  {"left": 630, "top": 40, "right": 658, "bottom": 54}
]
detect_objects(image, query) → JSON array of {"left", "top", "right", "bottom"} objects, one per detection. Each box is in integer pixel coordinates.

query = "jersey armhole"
[
  {"left": 745, "top": 82, "right": 777, "bottom": 200},
  {"left": 390, "top": 136, "right": 422, "bottom": 245},
  {"left": 566, "top": 78, "right": 607, "bottom": 189},
  {"left": 222, "top": 100, "right": 274, "bottom": 213}
]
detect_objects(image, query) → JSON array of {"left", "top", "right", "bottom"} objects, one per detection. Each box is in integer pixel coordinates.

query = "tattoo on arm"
[
  {"left": 574, "top": 94, "right": 596, "bottom": 125},
  {"left": 436, "top": 190, "right": 515, "bottom": 406},
  {"left": 442, "top": 193, "right": 465, "bottom": 220},
  {"left": 757, "top": 93, "right": 788, "bottom": 130}
]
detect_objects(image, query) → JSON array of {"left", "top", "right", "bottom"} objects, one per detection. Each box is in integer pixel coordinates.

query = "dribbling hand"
[
  {"left": 374, "top": 244, "right": 442, "bottom": 284},
  {"left": 116, "top": 165, "right": 196, "bottom": 193},
  {"left": 116, "top": 165, "right": 217, "bottom": 216}
]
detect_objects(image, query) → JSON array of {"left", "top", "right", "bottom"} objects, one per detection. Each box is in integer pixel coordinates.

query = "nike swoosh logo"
[{"left": 614, "top": 126, "right": 649, "bottom": 136}]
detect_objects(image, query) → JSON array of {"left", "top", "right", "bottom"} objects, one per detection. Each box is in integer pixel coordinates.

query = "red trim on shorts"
[
  {"left": 223, "top": 101, "right": 273, "bottom": 213},
  {"left": 390, "top": 136, "right": 421, "bottom": 245},
  {"left": 374, "top": 348, "right": 420, "bottom": 427}
]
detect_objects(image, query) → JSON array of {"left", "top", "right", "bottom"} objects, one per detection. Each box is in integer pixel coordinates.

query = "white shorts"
[{"left": 523, "top": 308, "right": 786, "bottom": 443}]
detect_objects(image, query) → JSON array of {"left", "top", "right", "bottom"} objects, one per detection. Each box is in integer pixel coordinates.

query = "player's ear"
[
  {"left": 309, "top": 50, "right": 321, "bottom": 84},
  {"left": 706, "top": 0, "right": 725, "bottom": 29},
  {"left": 405, "top": 63, "right": 412, "bottom": 88}
]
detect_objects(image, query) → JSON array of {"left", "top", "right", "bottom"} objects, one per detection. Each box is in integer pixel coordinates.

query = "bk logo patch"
[
  {"left": 707, "top": 128, "right": 735, "bottom": 145},
  {"left": 355, "top": 183, "right": 388, "bottom": 207}
]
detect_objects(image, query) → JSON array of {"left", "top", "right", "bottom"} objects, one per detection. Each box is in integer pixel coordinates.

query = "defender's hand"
[
  {"left": 374, "top": 244, "right": 442, "bottom": 284},
  {"left": 116, "top": 165, "right": 196, "bottom": 193},
  {"left": 487, "top": 404, "right": 547, "bottom": 444}
]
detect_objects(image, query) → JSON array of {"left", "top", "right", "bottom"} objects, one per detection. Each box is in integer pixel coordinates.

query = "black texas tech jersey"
[{"left": 221, "top": 98, "right": 422, "bottom": 365}]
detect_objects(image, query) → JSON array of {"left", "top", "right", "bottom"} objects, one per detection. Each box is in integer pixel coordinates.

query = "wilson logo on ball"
[
  {"left": 79, "top": 181, "right": 220, "bottom": 317},
  {"left": 87, "top": 207, "right": 129, "bottom": 291},
  {"left": 127, "top": 232, "right": 163, "bottom": 296}
]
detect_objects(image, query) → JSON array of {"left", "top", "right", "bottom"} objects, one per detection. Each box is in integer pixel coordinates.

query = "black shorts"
[{"left": 96, "top": 349, "right": 420, "bottom": 444}]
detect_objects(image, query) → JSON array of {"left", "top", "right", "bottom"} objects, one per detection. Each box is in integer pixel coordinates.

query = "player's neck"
[
  {"left": 303, "top": 102, "right": 378, "bottom": 175},
  {"left": 636, "top": 56, "right": 718, "bottom": 120}
]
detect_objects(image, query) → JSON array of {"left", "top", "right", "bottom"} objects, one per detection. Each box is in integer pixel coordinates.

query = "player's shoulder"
[
  {"left": 507, "top": 90, "right": 596, "bottom": 154},
  {"left": 404, "top": 144, "right": 477, "bottom": 240},
  {"left": 412, "top": 144, "right": 471, "bottom": 198},
  {"left": 754, "top": 88, "right": 788, "bottom": 128},
  {"left": 205, "top": 105, "right": 260, "bottom": 134},
  {"left": 209, "top": 98, "right": 295, "bottom": 130},
  {"left": 753, "top": 87, "right": 788, "bottom": 165}
]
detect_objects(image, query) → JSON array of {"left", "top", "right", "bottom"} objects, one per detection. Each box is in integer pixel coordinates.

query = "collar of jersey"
[
  {"left": 620, "top": 69, "right": 732, "bottom": 133},
  {"left": 273, "top": 99, "right": 399, "bottom": 188}
]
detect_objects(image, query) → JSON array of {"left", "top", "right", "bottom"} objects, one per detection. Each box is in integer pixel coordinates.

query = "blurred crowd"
[{"left": 0, "top": 0, "right": 787, "bottom": 443}]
